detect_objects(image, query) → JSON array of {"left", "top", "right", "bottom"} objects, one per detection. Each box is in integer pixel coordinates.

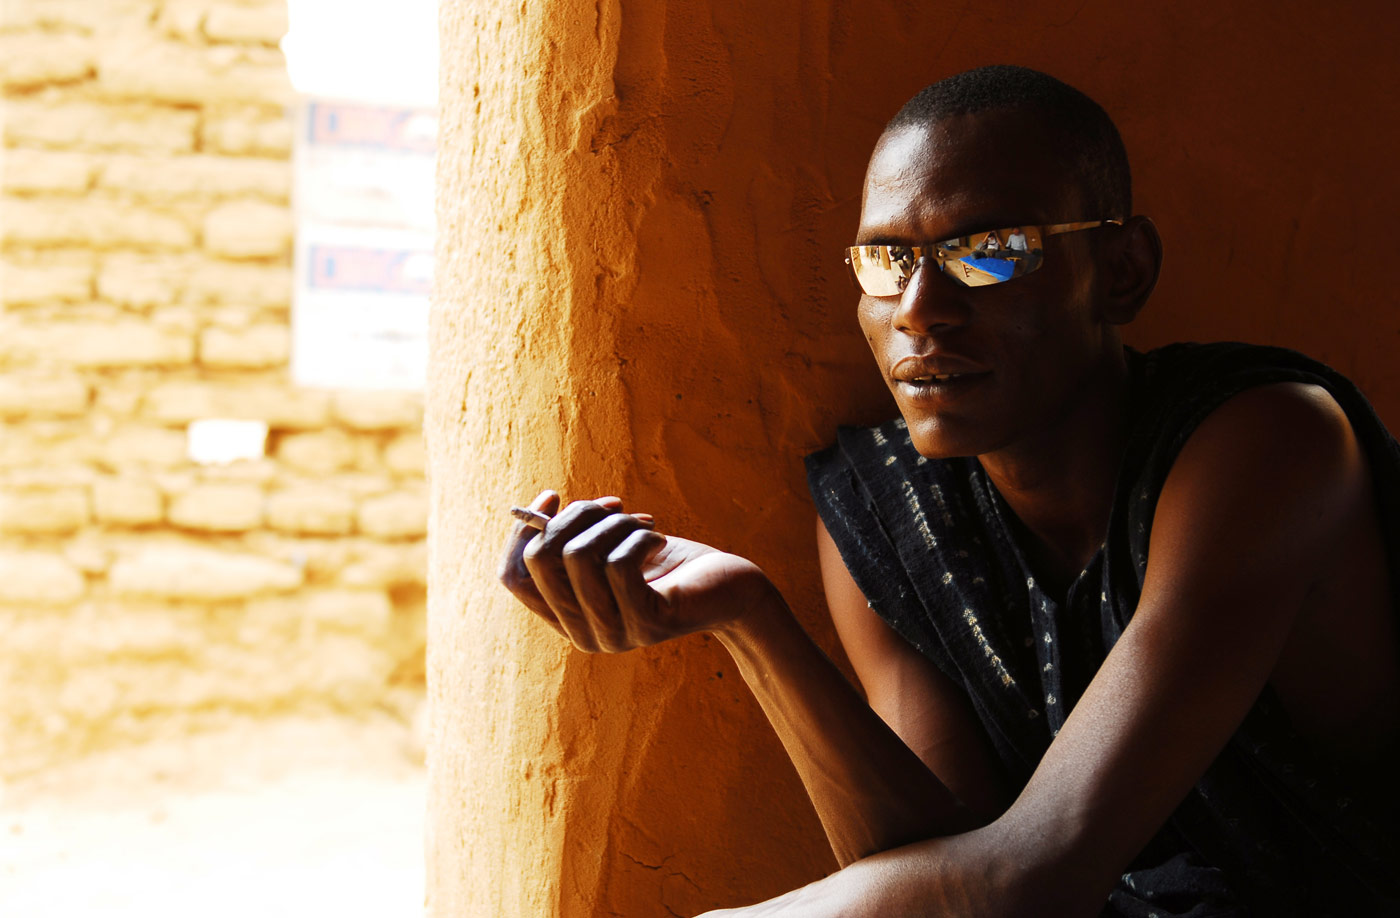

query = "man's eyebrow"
[{"left": 939, "top": 215, "right": 1033, "bottom": 238}]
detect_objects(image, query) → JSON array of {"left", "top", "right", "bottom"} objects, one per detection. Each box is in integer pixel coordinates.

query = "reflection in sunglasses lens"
[{"left": 848, "top": 226, "right": 1045, "bottom": 293}]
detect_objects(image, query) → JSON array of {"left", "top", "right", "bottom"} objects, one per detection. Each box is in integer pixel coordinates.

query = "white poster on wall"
[{"left": 292, "top": 98, "right": 436, "bottom": 390}]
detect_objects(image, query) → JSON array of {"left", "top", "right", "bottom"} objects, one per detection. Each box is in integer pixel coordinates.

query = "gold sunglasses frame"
[{"left": 845, "top": 219, "right": 1122, "bottom": 295}]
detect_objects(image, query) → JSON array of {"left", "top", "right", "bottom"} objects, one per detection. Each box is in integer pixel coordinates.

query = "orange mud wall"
[{"left": 427, "top": 1, "right": 1400, "bottom": 915}]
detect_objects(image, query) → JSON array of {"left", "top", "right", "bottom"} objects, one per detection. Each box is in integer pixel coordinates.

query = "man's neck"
[{"left": 977, "top": 347, "right": 1131, "bottom": 595}]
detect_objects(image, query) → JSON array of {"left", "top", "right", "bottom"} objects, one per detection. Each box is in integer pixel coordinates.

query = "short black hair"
[{"left": 886, "top": 65, "right": 1131, "bottom": 218}]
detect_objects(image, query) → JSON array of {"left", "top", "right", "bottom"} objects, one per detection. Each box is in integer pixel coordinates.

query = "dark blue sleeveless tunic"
[{"left": 805, "top": 343, "right": 1400, "bottom": 916}]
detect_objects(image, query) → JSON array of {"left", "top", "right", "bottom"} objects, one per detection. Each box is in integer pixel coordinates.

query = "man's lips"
[{"left": 890, "top": 353, "right": 992, "bottom": 384}]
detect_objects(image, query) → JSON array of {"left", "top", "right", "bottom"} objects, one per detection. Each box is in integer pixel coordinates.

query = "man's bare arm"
[
  {"left": 999, "top": 383, "right": 1385, "bottom": 905},
  {"left": 499, "top": 493, "right": 975, "bottom": 866},
  {"left": 818, "top": 519, "right": 1013, "bottom": 826},
  {"left": 711, "top": 586, "right": 975, "bottom": 864}
]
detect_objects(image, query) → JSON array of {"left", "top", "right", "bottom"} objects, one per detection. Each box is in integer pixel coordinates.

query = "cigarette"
[{"left": 510, "top": 506, "right": 553, "bottom": 530}]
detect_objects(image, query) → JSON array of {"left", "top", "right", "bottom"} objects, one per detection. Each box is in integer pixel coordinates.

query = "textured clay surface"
[{"left": 429, "top": 1, "right": 1400, "bottom": 915}]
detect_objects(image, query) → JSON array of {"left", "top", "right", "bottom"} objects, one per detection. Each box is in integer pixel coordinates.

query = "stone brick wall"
[{"left": 1, "top": 0, "right": 426, "bottom": 778}]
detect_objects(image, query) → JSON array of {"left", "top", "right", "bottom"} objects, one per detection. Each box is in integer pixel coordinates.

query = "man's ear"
[{"left": 1099, "top": 215, "right": 1162, "bottom": 325}]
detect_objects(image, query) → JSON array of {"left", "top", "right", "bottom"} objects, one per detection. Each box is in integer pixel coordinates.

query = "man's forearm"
[
  {"left": 697, "top": 827, "right": 1081, "bottom": 918},
  {"left": 712, "top": 590, "right": 970, "bottom": 865}
]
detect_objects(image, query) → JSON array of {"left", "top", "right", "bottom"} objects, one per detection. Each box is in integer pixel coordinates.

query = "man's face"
[{"left": 855, "top": 110, "right": 1115, "bottom": 459}]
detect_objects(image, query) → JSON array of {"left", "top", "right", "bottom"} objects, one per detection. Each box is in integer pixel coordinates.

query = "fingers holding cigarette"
[
  {"left": 510, "top": 505, "right": 656, "bottom": 532},
  {"left": 510, "top": 496, "right": 663, "bottom": 653},
  {"left": 498, "top": 490, "right": 653, "bottom": 608},
  {"left": 501, "top": 491, "right": 760, "bottom": 652}
]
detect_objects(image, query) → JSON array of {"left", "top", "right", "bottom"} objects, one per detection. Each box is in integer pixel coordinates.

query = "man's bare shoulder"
[
  {"left": 1154, "top": 379, "right": 1400, "bottom": 766},
  {"left": 1181, "top": 379, "right": 1352, "bottom": 467},
  {"left": 1155, "top": 380, "right": 1364, "bottom": 543}
]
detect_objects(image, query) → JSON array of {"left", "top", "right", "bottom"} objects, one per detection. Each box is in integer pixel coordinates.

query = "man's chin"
[{"left": 902, "top": 420, "right": 989, "bottom": 461}]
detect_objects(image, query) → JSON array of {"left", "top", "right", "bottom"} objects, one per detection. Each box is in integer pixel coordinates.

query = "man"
[{"left": 500, "top": 66, "right": 1399, "bottom": 916}]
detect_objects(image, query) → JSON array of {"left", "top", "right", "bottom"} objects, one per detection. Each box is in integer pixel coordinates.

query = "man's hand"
[{"left": 498, "top": 490, "right": 780, "bottom": 653}]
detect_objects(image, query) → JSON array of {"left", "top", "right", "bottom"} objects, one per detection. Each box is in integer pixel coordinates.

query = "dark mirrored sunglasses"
[{"left": 845, "top": 220, "right": 1120, "bottom": 295}]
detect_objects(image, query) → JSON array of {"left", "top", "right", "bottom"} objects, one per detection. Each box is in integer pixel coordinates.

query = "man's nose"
[{"left": 891, "top": 256, "right": 971, "bottom": 334}]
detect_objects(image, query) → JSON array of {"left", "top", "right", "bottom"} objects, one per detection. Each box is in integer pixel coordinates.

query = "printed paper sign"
[{"left": 292, "top": 98, "right": 435, "bottom": 390}]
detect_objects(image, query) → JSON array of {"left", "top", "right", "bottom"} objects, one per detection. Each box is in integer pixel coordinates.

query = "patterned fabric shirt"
[{"left": 805, "top": 342, "right": 1400, "bottom": 917}]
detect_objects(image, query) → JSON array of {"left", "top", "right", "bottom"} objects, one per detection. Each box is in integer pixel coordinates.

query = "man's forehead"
[{"left": 857, "top": 111, "right": 1074, "bottom": 240}]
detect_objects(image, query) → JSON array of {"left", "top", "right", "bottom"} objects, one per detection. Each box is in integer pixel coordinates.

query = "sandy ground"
[{"left": 0, "top": 715, "right": 426, "bottom": 918}]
